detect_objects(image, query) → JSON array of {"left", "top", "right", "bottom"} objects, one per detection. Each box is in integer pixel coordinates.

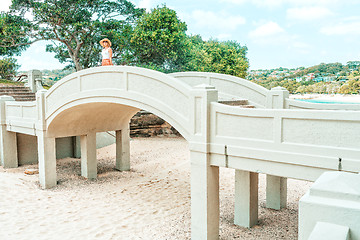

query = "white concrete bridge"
[{"left": 1, "top": 66, "right": 360, "bottom": 239}]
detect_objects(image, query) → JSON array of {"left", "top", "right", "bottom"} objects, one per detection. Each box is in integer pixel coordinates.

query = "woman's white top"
[{"left": 102, "top": 48, "right": 111, "bottom": 59}]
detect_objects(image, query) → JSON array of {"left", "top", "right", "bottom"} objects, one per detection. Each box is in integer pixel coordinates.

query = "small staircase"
[
  {"left": 219, "top": 100, "right": 255, "bottom": 108},
  {"left": 0, "top": 85, "right": 36, "bottom": 101}
]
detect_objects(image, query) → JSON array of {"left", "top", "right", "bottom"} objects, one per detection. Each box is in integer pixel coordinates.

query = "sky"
[{"left": 1, "top": 0, "right": 360, "bottom": 71}]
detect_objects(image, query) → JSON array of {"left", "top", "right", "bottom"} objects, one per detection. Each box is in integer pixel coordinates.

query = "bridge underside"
[{"left": 47, "top": 102, "right": 139, "bottom": 138}]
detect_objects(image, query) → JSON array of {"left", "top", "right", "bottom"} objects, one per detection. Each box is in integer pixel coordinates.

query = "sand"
[{"left": 0, "top": 137, "right": 312, "bottom": 240}]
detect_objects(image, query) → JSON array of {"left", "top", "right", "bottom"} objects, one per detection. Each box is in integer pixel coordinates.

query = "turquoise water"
[{"left": 295, "top": 99, "right": 360, "bottom": 104}]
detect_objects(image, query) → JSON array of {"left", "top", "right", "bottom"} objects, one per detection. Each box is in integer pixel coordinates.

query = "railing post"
[
  {"left": 36, "top": 90, "right": 57, "bottom": 189},
  {"left": 266, "top": 86, "right": 289, "bottom": 109},
  {"left": 190, "top": 84, "right": 220, "bottom": 240},
  {"left": 266, "top": 86, "right": 289, "bottom": 210},
  {"left": 27, "top": 69, "right": 44, "bottom": 93}
]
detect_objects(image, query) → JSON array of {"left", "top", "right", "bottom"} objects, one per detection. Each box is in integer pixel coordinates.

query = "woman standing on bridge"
[{"left": 100, "top": 38, "right": 113, "bottom": 66}]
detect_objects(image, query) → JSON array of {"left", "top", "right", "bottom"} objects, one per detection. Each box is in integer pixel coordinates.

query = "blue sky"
[{"left": 1, "top": 0, "right": 360, "bottom": 71}]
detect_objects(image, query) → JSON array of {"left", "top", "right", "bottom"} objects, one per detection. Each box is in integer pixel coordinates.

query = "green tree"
[
  {"left": 313, "top": 82, "right": 327, "bottom": 93},
  {"left": 346, "top": 61, "right": 360, "bottom": 71},
  {"left": 326, "top": 82, "right": 341, "bottom": 94},
  {"left": 185, "top": 37, "right": 249, "bottom": 78},
  {"left": 0, "top": 13, "right": 33, "bottom": 56},
  {"left": 305, "top": 84, "right": 315, "bottom": 93},
  {"left": 278, "top": 79, "right": 300, "bottom": 93},
  {"left": 296, "top": 85, "right": 307, "bottom": 94},
  {"left": 130, "top": 5, "right": 187, "bottom": 72},
  {"left": 0, "top": 0, "right": 143, "bottom": 71},
  {"left": 0, "top": 58, "right": 20, "bottom": 80},
  {"left": 338, "top": 72, "right": 360, "bottom": 94}
]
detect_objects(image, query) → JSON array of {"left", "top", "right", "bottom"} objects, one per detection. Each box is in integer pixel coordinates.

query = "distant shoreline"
[{"left": 290, "top": 94, "right": 360, "bottom": 103}]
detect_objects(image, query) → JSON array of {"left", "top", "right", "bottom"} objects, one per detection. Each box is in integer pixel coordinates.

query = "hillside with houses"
[{"left": 247, "top": 61, "right": 360, "bottom": 94}]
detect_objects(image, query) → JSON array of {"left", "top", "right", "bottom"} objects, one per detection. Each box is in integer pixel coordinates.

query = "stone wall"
[{"left": 130, "top": 111, "right": 181, "bottom": 137}]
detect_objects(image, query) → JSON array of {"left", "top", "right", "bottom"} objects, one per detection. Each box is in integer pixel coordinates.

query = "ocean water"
[{"left": 295, "top": 99, "right": 359, "bottom": 104}]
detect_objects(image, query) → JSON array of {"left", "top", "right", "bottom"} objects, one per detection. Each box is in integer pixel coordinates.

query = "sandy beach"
[{"left": 0, "top": 137, "right": 312, "bottom": 240}]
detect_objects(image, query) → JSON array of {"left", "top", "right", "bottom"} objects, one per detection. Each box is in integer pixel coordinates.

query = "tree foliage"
[
  {"left": 0, "top": 12, "right": 32, "bottom": 56},
  {"left": 130, "top": 5, "right": 187, "bottom": 72},
  {"left": 0, "top": 58, "right": 20, "bottom": 80},
  {"left": 1, "top": 2, "right": 250, "bottom": 79},
  {"left": 184, "top": 36, "right": 249, "bottom": 78},
  {"left": 338, "top": 71, "right": 360, "bottom": 94},
  {"left": 1, "top": 0, "right": 144, "bottom": 71}
]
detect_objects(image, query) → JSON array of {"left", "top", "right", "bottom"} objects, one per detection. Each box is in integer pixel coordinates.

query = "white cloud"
[
  {"left": 320, "top": 17, "right": 360, "bottom": 35},
  {"left": 220, "top": 0, "right": 284, "bottom": 7},
  {"left": 190, "top": 10, "right": 246, "bottom": 31},
  {"left": 220, "top": 0, "right": 248, "bottom": 4},
  {"left": 287, "top": 7, "right": 333, "bottom": 21},
  {"left": 216, "top": 33, "right": 232, "bottom": 40},
  {"left": 221, "top": 0, "right": 346, "bottom": 8},
  {"left": 0, "top": 0, "right": 12, "bottom": 12},
  {"left": 248, "top": 21, "right": 311, "bottom": 54},
  {"left": 138, "top": 0, "right": 152, "bottom": 12},
  {"left": 291, "top": 41, "right": 311, "bottom": 54},
  {"left": 249, "top": 21, "right": 284, "bottom": 38}
]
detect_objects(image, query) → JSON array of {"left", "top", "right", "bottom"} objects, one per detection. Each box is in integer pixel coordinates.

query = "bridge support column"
[
  {"left": 115, "top": 127, "right": 130, "bottom": 171},
  {"left": 191, "top": 151, "right": 219, "bottom": 240},
  {"left": 234, "top": 170, "right": 258, "bottom": 227},
  {"left": 37, "top": 134, "right": 57, "bottom": 189},
  {"left": 266, "top": 175, "right": 287, "bottom": 210},
  {"left": 0, "top": 128, "right": 18, "bottom": 168},
  {"left": 0, "top": 96, "right": 18, "bottom": 168},
  {"left": 81, "top": 132, "right": 97, "bottom": 179}
]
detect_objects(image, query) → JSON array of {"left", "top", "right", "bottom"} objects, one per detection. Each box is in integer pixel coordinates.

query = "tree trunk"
[{"left": 74, "top": 58, "right": 82, "bottom": 71}]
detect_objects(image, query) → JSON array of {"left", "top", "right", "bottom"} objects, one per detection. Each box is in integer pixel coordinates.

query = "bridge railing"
[
  {"left": 170, "top": 72, "right": 270, "bottom": 108},
  {"left": 285, "top": 98, "right": 360, "bottom": 110},
  {"left": 171, "top": 72, "right": 360, "bottom": 112},
  {"left": 209, "top": 102, "right": 360, "bottom": 181},
  {"left": 4, "top": 100, "right": 37, "bottom": 135}
]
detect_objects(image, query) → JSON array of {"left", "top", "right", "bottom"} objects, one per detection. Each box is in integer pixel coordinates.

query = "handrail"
[
  {"left": 286, "top": 98, "right": 360, "bottom": 110},
  {"left": 170, "top": 71, "right": 269, "bottom": 108}
]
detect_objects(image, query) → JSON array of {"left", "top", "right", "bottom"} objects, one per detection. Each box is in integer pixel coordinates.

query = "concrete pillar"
[
  {"left": 74, "top": 136, "right": 81, "bottom": 158},
  {"left": 266, "top": 86, "right": 289, "bottom": 109},
  {"left": 234, "top": 170, "right": 259, "bottom": 228},
  {"left": 0, "top": 127, "right": 18, "bottom": 168},
  {"left": 266, "top": 175, "right": 287, "bottom": 210},
  {"left": 191, "top": 151, "right": 219, "bottom": 240},
  {"left": 190, "top": 84, "right": 219, "bottom": 239},
  {"left": 37, "top": 133, "right": 57, "bottom": 189},
  {"left": 80, "top": 132, "right": 97, "bottom": 179},
  {"left": 115, "top": 127, "right": 130, "bottom": 171},
  {"left": 266, "top": 87, "right": 289, "bottom": 210},
  {"left": 0, "top": 96, "right": 17, "bottom": 167},
  {"left": 35, "top": 90, "right": 56, "bottom": 189},
  {"left": 26, "top": 70, "right": 43, "bottom": 93}
]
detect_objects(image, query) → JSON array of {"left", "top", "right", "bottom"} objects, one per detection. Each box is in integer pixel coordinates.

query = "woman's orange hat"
[{"left": 99, "top": 38, "right": 112, "bottom": 47}]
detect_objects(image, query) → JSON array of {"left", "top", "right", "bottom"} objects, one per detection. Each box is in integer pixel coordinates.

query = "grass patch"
[{"left": 0, "top": 79, "right": 24, "bottom": 86}]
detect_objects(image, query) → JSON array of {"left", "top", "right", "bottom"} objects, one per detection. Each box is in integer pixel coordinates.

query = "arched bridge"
[{"left": 1, "top": 66, "right": 360, "bottom": 240}]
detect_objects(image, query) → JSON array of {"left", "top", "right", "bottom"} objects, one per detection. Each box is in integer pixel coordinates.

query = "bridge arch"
[{"left": 44, "top": 66, "right": 196, "bottom": 141}]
